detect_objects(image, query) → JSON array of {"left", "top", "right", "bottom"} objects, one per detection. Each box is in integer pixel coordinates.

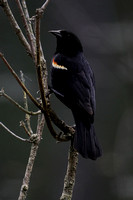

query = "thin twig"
[
  {"left": 20, "top": 121, "right": 31, "bottom": 137},
  {"left": 18, "top": 115, "right": 45, "bottom": 200},
  {"left": 0, "top": 122, "right": 28, "bottom": 142},
  {"left": 0, "top": 88, "right": 41, "bottom": 115},
  {"left": 0, "top": 0, "right": 31, "bottom": 56},
  {"left": 30, "top": 0, "right": 51, "bottom": 20},
  {"left": 20, "top": 71, "right": 33, "bottom": 134},
  {"left": 60, "top": 146, "right": 79, "bottom": 200}
]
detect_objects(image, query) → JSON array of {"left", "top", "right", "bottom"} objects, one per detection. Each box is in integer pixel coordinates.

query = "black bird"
[{"left": 49, "top": 30, "right": 102, "bottom": 159}]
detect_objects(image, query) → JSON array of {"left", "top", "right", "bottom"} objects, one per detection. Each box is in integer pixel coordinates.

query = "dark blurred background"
[{"left": 1, "top": 0, "right": 133, "bottom": 199}]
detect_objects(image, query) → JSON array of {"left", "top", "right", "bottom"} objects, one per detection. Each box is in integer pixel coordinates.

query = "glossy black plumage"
[{"left": 50, "top": 30, "right": 102, "bottom": 159}]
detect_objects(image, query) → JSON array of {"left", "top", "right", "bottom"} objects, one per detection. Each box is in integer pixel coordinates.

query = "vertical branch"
[
  {"left": 18, "top": 115, "right": 45, "bottom": 200},
  {"left": 15, "top": 0, "right": 36, "bottom": 60},
  {"left": 20, "top": 71, "right": 33, "bottom": 134},
  {"left": 60, "top": 146, "right": 79, "bottom": 200},
  {"left": 21, "top": 0, "right": 36, "bottom": 42},
  {"left": 35, "top": 10, "right": 58, "bottom": 140},
  {"left": 35, "top": 10, "right": 47, "bottom": 105}
]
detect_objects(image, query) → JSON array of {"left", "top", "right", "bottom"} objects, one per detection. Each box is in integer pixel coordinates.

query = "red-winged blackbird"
[{"left": 49, "top": 30, "right": 102, "bottom": 160}]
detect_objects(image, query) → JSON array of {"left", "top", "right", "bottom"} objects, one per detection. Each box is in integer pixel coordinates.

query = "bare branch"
[
  {"left": 18, "top": 115, "right": 45, "bottom": 200},
  {"left": 60, "top": 146, "right": 79, "bottom": 200},
  {"left": 0, "top": 0, "right": 31, "bottom": 56},
  {"left": 15, "top": 0, "right": 36, "bottom": 60},
  {"left": 35, "top": 10, "right": 59, "bottom": 140},
  {"left": 0, "top": 122, "right": 28, "bottom": 142},
  {"left": 0, "top": 88, "right": 41, "bottom": 115}
]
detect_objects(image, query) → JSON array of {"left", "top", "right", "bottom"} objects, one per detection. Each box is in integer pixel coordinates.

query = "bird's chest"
[{"left": 51, "top": 67, "right": 70, "bottom": 94}]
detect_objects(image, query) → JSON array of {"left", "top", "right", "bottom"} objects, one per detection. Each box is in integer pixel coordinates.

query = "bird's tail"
[{"left": 73, "top": 115, "right": 102, "bottom": 160}]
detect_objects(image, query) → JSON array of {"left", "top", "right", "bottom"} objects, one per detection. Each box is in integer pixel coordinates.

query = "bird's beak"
[{"left": 48, "top": 30, "right": 62, "bottom": 37}]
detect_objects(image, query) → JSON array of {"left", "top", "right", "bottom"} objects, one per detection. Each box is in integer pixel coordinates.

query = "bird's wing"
[{"left": 67, "top": 68, "right": 95, "bottom": 118}]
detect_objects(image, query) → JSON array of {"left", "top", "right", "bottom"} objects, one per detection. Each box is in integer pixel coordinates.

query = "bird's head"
[{"left": 49, "top": 30, "right": 83, "bottom": 57}]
